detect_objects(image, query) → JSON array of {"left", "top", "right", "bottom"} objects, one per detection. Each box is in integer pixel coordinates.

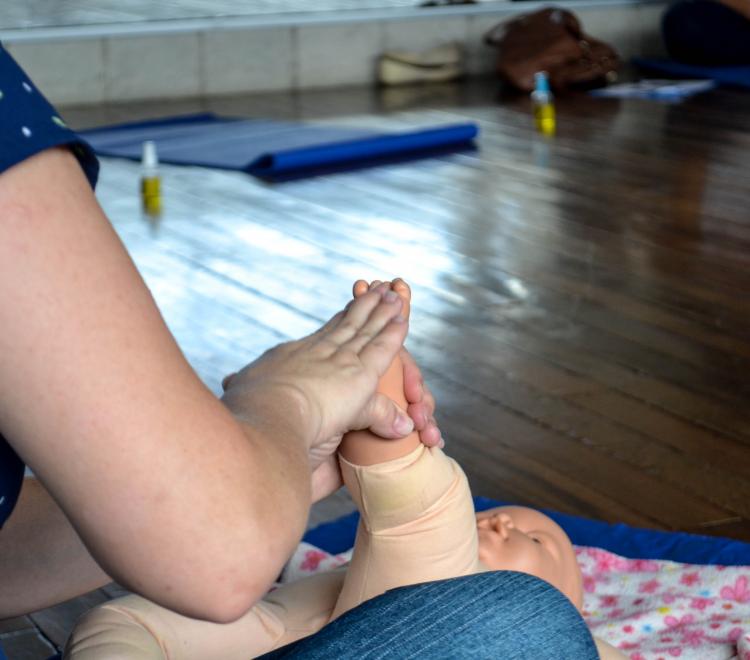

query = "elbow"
[
  {"left": 196, "top": 588, "right": 265, "bottom": 624},
  {"left": 178, "top": 552, "right": 286, "bottom": 624},
  {"left": 171, "top": 576, "right": 270, "bottom": 624}
]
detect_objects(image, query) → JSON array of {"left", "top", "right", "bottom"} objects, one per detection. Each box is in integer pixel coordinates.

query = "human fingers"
[
  {"left": 305, "top": 307, "right": 346, "bottom": 344},
  {"left": 408, "top": 403, "right": 443, "bottom": 447},
  {"left": 354, "top": 314, "right": 409, "bottom": 381},
  {"left": 408, "top": 385, "right": 436, "bottom": 431},
  {"left": 355, "top": 392, "right": 414, "bottom": 439},
  {"left": 401, "top": 348, "right": 425, "bottom": 406},
  {"left": 340, "top": 289, "right": 405, "bottom": 357},
  {"left": 324, "top": 283, "right": 393, "bottom": 346},
  {"left": 304, "top": 285, "right": 389, "bottom": 354},
  {"left": 311, "top": 456, "right": 343, "bottom": 503}
]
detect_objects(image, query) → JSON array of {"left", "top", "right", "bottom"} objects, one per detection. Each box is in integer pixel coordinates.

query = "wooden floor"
[{"left": 5, "top": 78, "right": 750, "bottom": 657}]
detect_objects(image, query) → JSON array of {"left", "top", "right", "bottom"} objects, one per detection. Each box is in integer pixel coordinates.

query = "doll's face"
[{"left": 475, "top": 506, "right": 583, "bottom": 609}]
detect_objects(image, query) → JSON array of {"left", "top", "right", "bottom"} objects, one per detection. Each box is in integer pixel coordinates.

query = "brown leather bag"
[{"left": 485, "top": 7, "right": 620, "bottom": 92}]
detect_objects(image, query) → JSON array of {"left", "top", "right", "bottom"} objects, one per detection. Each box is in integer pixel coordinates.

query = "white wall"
[{"left": 2, "top": 2, "right": 668, "bottom": 106}]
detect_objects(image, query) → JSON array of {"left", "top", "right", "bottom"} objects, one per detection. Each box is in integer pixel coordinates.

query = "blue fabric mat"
[
  {"left": 304, "top": 497, "right": 750, "bottom": 566},
  {"left": 633, "top": 58, "right": 750, "bottom": 89},
  {"left": 80, "top": 113, "right": 479, "bottom": 180}
]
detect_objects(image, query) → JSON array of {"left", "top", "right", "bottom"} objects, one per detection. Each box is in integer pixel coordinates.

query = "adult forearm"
[
  {"left": 0, "top": 148, "right": 407, "bottom": 621},
  {"left": 0, "top": 148, "right": 309, "bottom": 622},
  {"left": 81, "top": 398, "right": 313, "bottom": 624},
  {"left": 0, "top": 477, "right": 111, "bottom": 618}
]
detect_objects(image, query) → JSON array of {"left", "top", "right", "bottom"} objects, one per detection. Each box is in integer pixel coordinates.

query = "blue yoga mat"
[
  {"left": 634, "top": 57, "right": 750, "bottom": 89},
  {"left": 80, "top": 113, "right": 479, "bottom": 179},
  {"left": 304, "top": 497, "right": 750, "bottom": 566}
]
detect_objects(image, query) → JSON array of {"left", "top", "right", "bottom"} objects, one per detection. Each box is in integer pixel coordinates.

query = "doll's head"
[{"left": 475, "top": 505, "right": 583, "bottom": 609}]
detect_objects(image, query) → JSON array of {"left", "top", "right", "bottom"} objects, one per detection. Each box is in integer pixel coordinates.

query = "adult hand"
[
  {"left": 222, "top": 283, "right": 413, "bottom": 472},
  {"left": 307, "top": 343, "right": 442, "bottom": 503},
  {"left": 401, "top": 347, "right": 442, "bottom": 449}
]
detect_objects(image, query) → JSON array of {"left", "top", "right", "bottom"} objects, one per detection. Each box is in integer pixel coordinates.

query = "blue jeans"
[{"left": 260, "top": 571, "right": 598, "bottom": 659}]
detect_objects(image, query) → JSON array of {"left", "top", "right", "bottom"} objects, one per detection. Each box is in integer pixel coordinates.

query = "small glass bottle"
[
  {"left": 531, "top": 71, "right": 556, "bottom": 137},
  {"left": 140, "top": 140, "right": 162, "bottom": 216}
]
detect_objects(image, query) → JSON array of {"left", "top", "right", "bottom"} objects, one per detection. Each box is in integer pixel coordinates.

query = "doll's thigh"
[{"left": 258, "top": 571, "right": 598, "bottom": 660}]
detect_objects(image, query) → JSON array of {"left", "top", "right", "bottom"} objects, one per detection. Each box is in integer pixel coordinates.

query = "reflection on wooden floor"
[{"left": 11, "top": 79, "right": 750, "bottom": 655}]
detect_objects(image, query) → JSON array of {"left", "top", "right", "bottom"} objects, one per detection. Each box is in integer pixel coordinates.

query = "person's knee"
[
  {"left": 262, "top": 573, "right": 599, "bottom": 659},
  {"left": 461, "top": 572, "right": 598, "bottom": 659}
]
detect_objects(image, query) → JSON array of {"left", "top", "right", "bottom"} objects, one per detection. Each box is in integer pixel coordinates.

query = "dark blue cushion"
[{"left": 304, "top": 496, "right": 750, "bottom": 566}]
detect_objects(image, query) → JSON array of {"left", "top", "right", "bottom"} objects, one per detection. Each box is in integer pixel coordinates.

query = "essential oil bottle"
[
  {"left": 531, "top": 71, "right": 556, "bottom": 137},
  {"left": 140, "top": 140, "right": 162, "bottom": 216}
]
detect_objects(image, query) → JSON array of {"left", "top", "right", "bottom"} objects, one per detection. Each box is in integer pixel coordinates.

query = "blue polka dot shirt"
[
  {"left": 0, "top": 43, "right": 100, "bottom": 528},
  {"left": 0, "top": 42, "right": 99, "bottom": 187}
]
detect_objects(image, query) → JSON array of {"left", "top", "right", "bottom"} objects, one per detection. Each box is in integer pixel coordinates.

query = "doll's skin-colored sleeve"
[
  {"left": 331, "top": 445, "right": 482, "bottom": 620},
  {"left": 64, "top": 568, "right": 346, "bottom": 660}
]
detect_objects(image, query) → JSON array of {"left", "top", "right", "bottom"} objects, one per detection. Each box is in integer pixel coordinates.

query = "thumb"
[{"left": 358, "top": 393, "right": 414, "bottom": 439}]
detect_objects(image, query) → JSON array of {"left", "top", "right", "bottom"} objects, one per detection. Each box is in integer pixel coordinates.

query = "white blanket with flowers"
[{"left": 281, "top": 542, "right": 750, "bottom": 660}]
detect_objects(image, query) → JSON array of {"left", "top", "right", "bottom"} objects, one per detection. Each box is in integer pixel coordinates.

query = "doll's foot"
[
  {"left": 353, "top": 279, "right": 441, "bottom": 449},
  {"left": 352, "top": 278, "right": 412, "bottom": 419},
  {"left": 339, "top": 278, "right": 420, "bottom": 466}
]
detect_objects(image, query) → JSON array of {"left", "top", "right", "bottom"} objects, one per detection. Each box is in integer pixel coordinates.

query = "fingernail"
[
  {"left": 384, "top": 290, "right": 399, "bottom": 303},
  {"left": 395, "top": 415, "right": 414, "bottom": 436}
]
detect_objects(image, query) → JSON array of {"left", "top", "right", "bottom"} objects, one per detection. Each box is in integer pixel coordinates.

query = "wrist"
[{"left": 222, "top": 382, "right": 316, "bottom": 452}]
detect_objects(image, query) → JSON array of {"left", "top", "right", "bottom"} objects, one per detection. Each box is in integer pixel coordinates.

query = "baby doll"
[{"left": 65, "top": 279, "right": 623, "bottom": 660}]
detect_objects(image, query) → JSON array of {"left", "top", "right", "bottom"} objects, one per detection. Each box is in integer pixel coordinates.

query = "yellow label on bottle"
[
  {"left": 141, "top": 176, "right": 162, "bottom": 215},
  {"left": 534, "top": 103, "right": 556, "bottom": 137}
]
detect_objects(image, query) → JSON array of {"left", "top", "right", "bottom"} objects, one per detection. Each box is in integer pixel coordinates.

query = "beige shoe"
[{"left": 377, "top": 42, "right": 465, "bottom": 86}]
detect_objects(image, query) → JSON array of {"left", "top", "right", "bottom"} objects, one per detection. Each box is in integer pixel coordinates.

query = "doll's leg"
[
  {"left": 64, "top": 570, "right": 346, "bottom": 660},
  {"left": 332, "top": 279, "right": 479, "bottom": 620},
  {"left": 259, "top": 571, "right": 599, "bottom": 660},
  {"left": 338, "top": 279, "right": 420, "bottom": 466}
]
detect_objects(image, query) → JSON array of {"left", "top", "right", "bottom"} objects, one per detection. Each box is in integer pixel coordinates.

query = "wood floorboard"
[
  {"left": 339, "top": 154, "right": 750, "bottom": 320},
  {"left": 282, "top": 167, "right": 750, "bottom": 348},
  {"left": 415, "top": 342, "right": 750, "bottom": 517},
  {"left": 107, "top": 151, "right": 750, "bottom": 438},
  {"left": 8, "top": 79, "right": 750, "bottom": 655},
  {"left": 425, "top": 370, "right": 732, "bottom": 528}
]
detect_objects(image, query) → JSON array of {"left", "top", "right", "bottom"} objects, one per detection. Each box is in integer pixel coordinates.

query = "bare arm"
[
  {"left": 0, "top": 148, "right": 407, "bottom": 622},
  {"left": 0, "top": 477, "right": 110, "bottom": 618},
  {"left": 0, "top": 147, "right": 311, "bottom": 621}
]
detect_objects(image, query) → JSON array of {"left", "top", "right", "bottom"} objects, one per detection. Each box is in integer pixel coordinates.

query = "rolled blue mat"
[
  {"left": 633, "top": 57, "right": 750, "bottom": 89},
  {"left": 80, "top": 113, "right": 479, "bottom": 178},
  {"left": 303, "top": 496, "right": 750, "bottom": 565}
]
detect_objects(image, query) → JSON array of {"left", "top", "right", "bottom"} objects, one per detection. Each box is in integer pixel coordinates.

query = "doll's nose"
[{"left": 495, "top": 513, "right": 514, "bottom": 539}]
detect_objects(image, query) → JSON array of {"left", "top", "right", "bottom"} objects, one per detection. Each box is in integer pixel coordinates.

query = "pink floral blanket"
[{"left": 281, "top": 542, "right": 750, "bottom": 660}]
